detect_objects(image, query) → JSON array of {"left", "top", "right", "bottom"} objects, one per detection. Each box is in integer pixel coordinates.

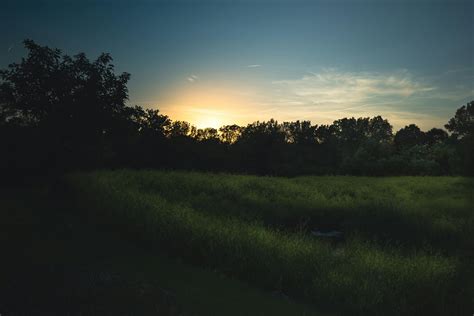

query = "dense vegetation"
[
  {"left": 66, "top": 170, "right": 473, "bottom": 315},
  {"left": 1, "top": 40, "right": 473, "bottom": 178},
  {"left": 2, "top": 171, "right": 472, "bottom": 315},
  {"left": 0, "top": 179, "right": 319, "bottom": 315},
  {"left": 1, "top": 40, "right": 472, "bottom": 314}
]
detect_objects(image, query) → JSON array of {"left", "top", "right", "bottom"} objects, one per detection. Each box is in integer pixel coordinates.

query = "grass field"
[
  {"left": 0, "top": 182, "right": 320, "bottom": 315},
  {"left": 2, "top": 171, "right": 473, "bottom": 315}
]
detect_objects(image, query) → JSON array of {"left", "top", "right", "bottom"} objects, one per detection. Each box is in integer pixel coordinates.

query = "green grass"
[
  {"left": 116, "top": 171, "right": 473, "bottom": 253},
  {"left": 0, "top": 183, "right": 322, "bottom": 315},
  {"left": 66, "top": 170, "right": 474, "bottom": 315}
]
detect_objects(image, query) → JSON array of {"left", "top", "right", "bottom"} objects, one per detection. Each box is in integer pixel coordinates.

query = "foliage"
[
  {"left": 1, "top": 40, "right": 473, "bottom": 176},
  {"left": 445, "top": 101, "right": 474, "bottom": 139}
]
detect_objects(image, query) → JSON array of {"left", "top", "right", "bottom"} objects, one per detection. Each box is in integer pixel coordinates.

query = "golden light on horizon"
[
  {"left": 193, "top": 115, "right": 222, "bottom": 129},
  {"left": 159, "top": 83, "right": 256, "bottom": 129}
]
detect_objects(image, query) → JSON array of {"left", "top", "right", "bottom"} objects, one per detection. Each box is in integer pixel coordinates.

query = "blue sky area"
[{"left": 1, "top": 0, "right": 473, "bottom": 129}]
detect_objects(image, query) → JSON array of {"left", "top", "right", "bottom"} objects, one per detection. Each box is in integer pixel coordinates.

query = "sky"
[{"left": 1, "top": 0, "right": 473, "bottom": 130}]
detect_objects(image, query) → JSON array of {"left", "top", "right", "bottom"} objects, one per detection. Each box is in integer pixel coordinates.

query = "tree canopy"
[{"left": 1, "top": 40, "right": 473, "bottom": 177}]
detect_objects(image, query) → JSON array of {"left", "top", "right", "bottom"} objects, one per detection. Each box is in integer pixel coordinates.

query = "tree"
[
  {"left": 445, "top": 101, "right": 474, "bottom": 175},
  {"left": 368, "top": 116, "right": 392, "bottom": 143},
  {"left": 332, "top": 117, "right": 363, "bottom": 144},
  {"left": 0, "top": 39, "right": 132, "bottom": 170},
  {"left": 394, "top": 124, "right": 425, "bottom": 149},
  {"left": 425, "top": 128, "right": 448, "bottom": 146},
  {"left": 219, "top": 124, "right": 242, "bottom": 144},
  {"left": 315, "top": 124, "right": 336, "bottom": 144},
  {"left": 1, "top": 39, "right": 469, "bottom": 177},
  {"left": 445, "top": 101, "right": 474, "bottom": 138},
  {"left": 195, "top": 128, "right": 219, "bottom": 142},
  {"left": 282, "top": 120, "right": 317, "bottom": 145},
  {"left": 140, "top": 108, "right": 171, "bottom": 137},
  {"left": 165, "top": 120, "right": 191, "bottom": 138},
  {"left": 0, "top": 40, "right": 130, "bottom": 128},
  {"left": 238, "top": 119, "right": 286, "bottom": 145},
  {"left": 235, "top": 119, "right": 287, "bottom": 174}
]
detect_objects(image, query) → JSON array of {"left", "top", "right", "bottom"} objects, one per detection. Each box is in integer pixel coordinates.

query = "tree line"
[{"left": 1, "top": 40, "right": 473, "bottom": 178}]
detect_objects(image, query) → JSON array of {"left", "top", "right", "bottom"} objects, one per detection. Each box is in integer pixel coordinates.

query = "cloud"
[
  {"left": 187, "top": 74, "right": 198, "bottom": 82},
  {"left": 246, "top": 64, "right": 261, "bottom": 68},
  {"left": 265, "top": 69, "right": 451, "bottom": 129},
  {"left": 272, "top": 69, "right": 435, "bottom": 104},
  {"left": 7, "top": 43, "right": 14, "bottom": 53}
]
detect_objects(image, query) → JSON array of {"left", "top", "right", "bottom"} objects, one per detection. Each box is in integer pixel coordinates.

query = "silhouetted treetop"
[
  {"left": 425, "top": 128, "right": 448, "bottom": 145},
  {"left": 1, "top": 40, "right": 472, "bottom": 176},
  {"left": 445, "top": 101, "right": 474, "bottom": 139},
  {"left": 219, "top": 124, "right": 242, "bottom": 144},
  {"left": 394, "top": 124, "right": 425, "bottom": 149},
  {"left": 282, "top": 120, "right": 317, "bottom": 145},
  {"left": 0, "top": 39, "right": 130, "bottom": 132}
]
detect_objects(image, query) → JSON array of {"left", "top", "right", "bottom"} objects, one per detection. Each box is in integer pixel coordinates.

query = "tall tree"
[
  {"left": 283, "top": 120, "right": 317, "bottom": 145},
  {"left": 445, "top": 101, "right": 474, "bottom": 175},
  {"left": 425, "top": 128, "right": 448, "bottom": 146},
  {"left": 219, "top": 124, "right": 242, "bottom": 144},
  {"left": 0, "top": 40, "right": 132, "bottom": 170},
  {"left": 368, "top": 116, "right": 393, "bottom": 143},
  {"left": 445, "top": 101, "right": 474, "bottom": 138},
  {"left": 394, "top": 124, "right": 425, "bottom": 149}
]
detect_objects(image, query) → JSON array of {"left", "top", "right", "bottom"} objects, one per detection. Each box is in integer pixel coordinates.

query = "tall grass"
[
  {"left": 97, "top": 170, "right": 473, "bottom": 253},
  {"left": 68, "top": 170, "right": 472, "bottom": 315}
]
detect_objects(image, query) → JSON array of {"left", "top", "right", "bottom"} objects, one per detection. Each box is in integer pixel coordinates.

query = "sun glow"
[
  {"left": 159, "top": 84, "right": 256, "bottom": 129},
  {"left": 193, "top": 115, "right": 222, "bottom": 129}
]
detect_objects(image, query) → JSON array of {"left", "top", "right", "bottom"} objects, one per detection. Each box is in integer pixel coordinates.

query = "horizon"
[{"left": 1, "top": 0, "right": 473, "bottom": 130}]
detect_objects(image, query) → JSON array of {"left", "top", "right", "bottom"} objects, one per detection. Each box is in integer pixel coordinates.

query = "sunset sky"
[{"left": 1, "top": 0, "right": 473, "bottom": 129}]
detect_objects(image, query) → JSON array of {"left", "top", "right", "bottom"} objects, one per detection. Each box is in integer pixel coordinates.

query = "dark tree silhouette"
[
  {"left": 195, "top": 128, "right": 219, "bottom": 142},
  {"left": 0, "top": 39, "right": 134, "bottom": 172},
  {"left": 394, "top": 124, "right": 425, "bottom": 149},
  {"left": 445, "top": 101, "right": 474, "bottom": 139},
  {"left": 445, "top": 101, "right": 474, "bottom": 175},
  {"left": 425, "top": 128, "right": 448, "bottom": 145},
  {"left": 1, "top": 40, "right": 472, "bottom": 177},
  {"left": 219, "top": 124, "right": 242, "bottom": 144},
  {"left": 283, "top": 120, "right": 318, "bottom": 145},
  {"left": 367, "top": 116, "right": 393, "bottom": 143},
  {"left": 165, "top": 121, "right": 192, "bottom": 138}
]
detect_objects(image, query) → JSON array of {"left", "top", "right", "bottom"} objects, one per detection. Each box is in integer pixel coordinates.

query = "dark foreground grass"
[
  {"left": 124, "top": 171, "right": 474, "bottom": 254},
  {"left": 67, "top": 170, "right": 474, "bottom": 315},
  {"left": 0, "top": 183, "right": 321, "bottom": 315}
]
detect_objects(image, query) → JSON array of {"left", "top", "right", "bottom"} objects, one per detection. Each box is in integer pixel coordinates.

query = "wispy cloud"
[
  {"left": 148, "top": 68, "right": 472, "bottom": 131},
  {"left": 246, "top": 64, "right": 261, "bottom": 68},
  {"left": 187, "top": 74, "right": 198, "bottom": 82},
  {"left": 272, "top": 69, "right": 435, "bottom": 104},
  {"left": 267, "top": 69, "right": 448, "bottom": 129}
]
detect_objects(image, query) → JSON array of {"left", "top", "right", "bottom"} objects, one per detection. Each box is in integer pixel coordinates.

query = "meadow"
[
  {"left": 63, "top": 170, "right": 473, "bottom": 315},
  {"left": 1, "top": 179, "right": 318, "bottom": 315},
  {"left": 1, "top": 171, "right": 472, "bottom": 315},
  {"left": 2, "top": 10, "right": 473, "bottom": 316}
]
